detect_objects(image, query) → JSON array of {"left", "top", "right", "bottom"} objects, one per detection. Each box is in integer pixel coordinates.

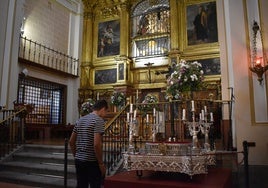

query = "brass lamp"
[{"left": 249, "top": 21, "right": 268, "bottom": 84}]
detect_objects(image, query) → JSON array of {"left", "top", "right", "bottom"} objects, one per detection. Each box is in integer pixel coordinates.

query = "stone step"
[
  {"left": 13, "top": 151, "right": 74, "bottom": 165},
  {"left": 0, "top": 170, "right": 76, "bottom": 188},
  {"left": 23, "top": 144, "right": 71, "bottom": 154},
  {"left": 0, "top": 144, "right": 76, "bottom": 188},
  {"left": 0, "top": 161, "right": 76, "bottom": 178}
]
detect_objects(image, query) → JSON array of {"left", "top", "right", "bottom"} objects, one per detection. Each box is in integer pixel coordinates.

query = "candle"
[
  {"left": 146, "top": 114, "right": 149, "bottom": 123},
  {"left": 204, "top": 106, "right": 207, "bottom": 113},
  {"left": 136, "top": 90, "right": 139, "bottom": 99},
  {"left": 127, "top": 112, "right": 130, "bottom": 122},
  {"left": 153, "top": 108, "right": 156, "bottom": 117},
  {"left": 201, "top": 110, "right": 205, "bottom": 120},
  {"left": 130, "top": 104, "right": 133, "bottom": 113},
  {"left": 182, "top": 109, "right": 186, "bottom": 120},
  {"left": 191, "top": 100, "right": 195, "bottom": 111},
  {"left": 210, "top": 112, "right": 214, "bottom": 122},
  {"left": 97, "top": 92, "right": 99, "bottom": 100},
  {"left": 133, "top": 110, "right": 137, "bottom": 120},
  {"left": 159, "top": 113, "right": 163, "bottom": 122}
]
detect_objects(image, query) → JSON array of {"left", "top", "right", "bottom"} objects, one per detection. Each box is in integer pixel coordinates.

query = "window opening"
[
  {"left": 17, "top": 75, "right": 66, "bottom": 125},
  {"left": 131, "top": 0, "right": 170, "bottom": 59}
]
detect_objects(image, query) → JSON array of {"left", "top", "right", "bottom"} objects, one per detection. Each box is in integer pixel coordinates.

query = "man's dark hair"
[{"left": 92, "top": 100, "right": 108, "bottom": 111}]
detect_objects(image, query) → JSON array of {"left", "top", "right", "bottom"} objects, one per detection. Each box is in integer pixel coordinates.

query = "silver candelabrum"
[
  {"left": 145, "top": 109, "right": 160, "bottom": 142},
  {"left": 183, "top": 103, "right": 214, "bottom": 151},
  {"left": 127, "top": 105, "right": 139, "bottom": 153},
  {"left": 199, "top": 110, "right": 213, "bottom": 150}
]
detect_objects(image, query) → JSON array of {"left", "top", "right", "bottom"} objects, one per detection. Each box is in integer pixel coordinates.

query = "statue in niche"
[{"left": 137, "top": 15, "right": 149, "bottom": 35}]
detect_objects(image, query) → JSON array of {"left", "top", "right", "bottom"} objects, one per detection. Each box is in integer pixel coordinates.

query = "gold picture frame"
[
  {"left": 181, "top": 0, "right": 219, "bottom": 53},
  {"left": 96, "top": 19, "right": 120, "bottom": 58}
]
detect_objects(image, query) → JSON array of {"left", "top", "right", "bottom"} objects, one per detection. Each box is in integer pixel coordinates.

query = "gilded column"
[
  {"left": 119, "top": 2, "right": 130, "bottom": 56},
  {"left": 80, "top": 4, "right": 94, "bottom": 89},
  {"left": 169, "top": 0, "right": 180, "bottom": 53}
]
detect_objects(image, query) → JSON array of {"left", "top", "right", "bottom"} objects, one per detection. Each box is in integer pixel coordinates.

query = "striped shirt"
[{"left": 73, "top": 113, "right": 105, "bottom": 161}]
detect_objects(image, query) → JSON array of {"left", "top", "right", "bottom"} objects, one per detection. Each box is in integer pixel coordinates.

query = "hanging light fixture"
[{"left": 249, "top": 21, "right": 268, "bottom": 84}]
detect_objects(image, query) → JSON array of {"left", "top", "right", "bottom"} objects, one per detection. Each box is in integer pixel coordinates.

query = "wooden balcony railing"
[{"left": 19, "top": 36, "right": 79, "bottom": 76}]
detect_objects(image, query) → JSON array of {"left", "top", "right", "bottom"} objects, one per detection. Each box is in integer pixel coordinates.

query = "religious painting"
[
  {"left": 186, "top": 1, "right": 218, "bottom": 46},
  {"left": 94, "top": 68, "right": 117, "bottom": 84},
  {"left": 197, "top": 57, "right": 221, "bottom": 76},
  {"left": 97, "top": 20, "right": 120, "bottom": 57}
]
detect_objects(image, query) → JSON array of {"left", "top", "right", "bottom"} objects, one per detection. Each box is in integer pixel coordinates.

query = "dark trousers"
[{"left": 75, "top": 159, "right": 102, "bottom": 188}]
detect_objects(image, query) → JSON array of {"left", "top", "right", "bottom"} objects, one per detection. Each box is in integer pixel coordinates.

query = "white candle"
[
  {"left": 201, "top": 110, "right": 205, "bottom": 120},
  {"left": 97, "top": 92, "right": 99, "bottom": 100},
  {"left": 159, "top": 113, "right": 163, "bottom": 122},
  {"left": 204, "top": 106, "right": 207, "bottom": 113},
  {"left": 153, "top": 108, "right": 156, "bottom": 116},
  {"left": 146, "top": 114, "right": 149, "bottom": 123},
  {"left": 182, "top": 109, "right": 186, "bottom": 120},
  {"left": 210, "top": 112, "right": 214, "bottom": 122},
  {"left": 133, "top": 110, "right": 137, "bottom": 120},
  {"left": 191, "top": 100, "right": 195, "bottom": 111},
  {"left": 136, "top": 90, "right": 139, "bottom": 99},
  {"left": 127, "top": 112, "right": 130, "bottom": 122},
  {"left": 130, "top": 104, "right": 133, "bottom": 113}
]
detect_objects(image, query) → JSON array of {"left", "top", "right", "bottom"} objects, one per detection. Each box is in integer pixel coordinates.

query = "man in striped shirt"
[{"left": 69, "top": 100, "right": 108, "bottom": 188}]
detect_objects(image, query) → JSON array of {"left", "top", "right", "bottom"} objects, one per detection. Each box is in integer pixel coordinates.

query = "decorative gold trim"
[{"left": 180, "top": 0, "right": 219, "bottom": 55}]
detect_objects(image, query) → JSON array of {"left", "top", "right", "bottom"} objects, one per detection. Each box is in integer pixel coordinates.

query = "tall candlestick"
[
  {"left": 133, "top": 110, "right": 137, "bottom": 120},
  {"left": 127, "top": 113, "right": 130, "bottom": 122},
  {"left": 153, "top": 108, "right": 156, "bottom": 116},
  {"left": 210, "top": 112, "right": 214, "bottom": 122},
  {"left": 182, "top": 109, "right": 186, "bottom": 120},
  {"left": 136, "top": 90, "right": 138, "bottom": 99},
  {"left": 204, "top": 106, "right": 207, "bottom": 113},
  {"left": 201, "top": 110, "right": 205, "bottom": 120},
  {"left": 191, "top": 100, "right": 195, "bottom": 111},
  {"left": 130, "top": 104, "right": 133, "bottom": 113},
  {"left": 146, "top": 114, "right": 149, "bottom": 123},
  {"left": 97, "top": 92, "right": 99, "bottom": 100}
]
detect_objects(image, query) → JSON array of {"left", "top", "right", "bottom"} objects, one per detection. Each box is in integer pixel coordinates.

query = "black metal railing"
[
  {"left": 19, "top": 36, "right": 79, "bottom": 76},
  {"left": 101, "top": 98, "right": 233, "bottom": 174},
  {"left": 0, "top": 108, "right": 26, "bottom": 159},
  {"left": 63, "top": 98, "right": 238, "bottom": 186}
]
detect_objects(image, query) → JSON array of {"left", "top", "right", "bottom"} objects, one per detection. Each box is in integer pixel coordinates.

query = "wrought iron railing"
[
  {"left": 19, "top": 36, "right": 79, "bottom": 76},
  {"left": 0, "top": 108, "right": 26, "bottom": 159},
  {"left": 101, "top": 98, "right": 232, "bottom": 175}
]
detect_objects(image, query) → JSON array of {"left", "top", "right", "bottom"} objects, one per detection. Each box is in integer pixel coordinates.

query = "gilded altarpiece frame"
[
  {"left": 180, "top": 0, "right": 219, "bottom": 55},
  {"left": 96, "top": 19, "right": 120, "bottom": 58}
]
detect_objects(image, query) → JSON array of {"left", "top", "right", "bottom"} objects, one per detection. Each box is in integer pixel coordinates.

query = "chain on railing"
[{"left": 19, "top": 36, "right": 79, "bottom": 76}]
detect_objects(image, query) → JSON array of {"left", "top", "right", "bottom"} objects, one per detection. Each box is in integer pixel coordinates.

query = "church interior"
[{"left": 0, "top": 0, "right": 268, "bottom": 187}]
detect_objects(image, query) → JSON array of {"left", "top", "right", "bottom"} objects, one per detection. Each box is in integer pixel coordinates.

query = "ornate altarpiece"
[{"left": 78, "top": 0, "right": 228, "bottom": 147}]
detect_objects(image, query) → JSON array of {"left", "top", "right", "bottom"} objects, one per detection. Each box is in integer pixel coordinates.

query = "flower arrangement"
[
  {"left": 80, "top": 98, "right": 95, "bottom": 116},
  {"left": 166, "top": 59, "right": 204, "bottom": 99},
  {"left": 139, "top": 93, "right": 158, "bottom": 113},
  {"left": 110, "top": 91, "right": 126, "bottom": 108}
]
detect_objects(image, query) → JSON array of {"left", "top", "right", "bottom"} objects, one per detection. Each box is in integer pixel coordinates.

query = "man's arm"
[
  {"left": 94, "top": 132, "right": 103, "bottom": 165},
  {"left": 69, "top": 132, "right": 77, "bottom": 157},
  {"left": 94, "top": 132, "right": 106, "bottom": 177}
]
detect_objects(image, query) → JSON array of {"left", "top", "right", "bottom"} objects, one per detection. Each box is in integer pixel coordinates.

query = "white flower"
[{"left": 166, "top": 59, "right": 204, "bottom": 99}]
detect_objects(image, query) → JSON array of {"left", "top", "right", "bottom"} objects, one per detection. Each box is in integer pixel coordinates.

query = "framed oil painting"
[
  {"left": 186, "top": 1, "right": 218, "bottom": 46},
  {"left": 97, "top": 20, "right": 120, "bottom": 57},
  {"left": 197, "top": 57, "right": 221, "bottom": 76},
  {"left": 94, "top": 68, "right": 117, "bottom": 84}
]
